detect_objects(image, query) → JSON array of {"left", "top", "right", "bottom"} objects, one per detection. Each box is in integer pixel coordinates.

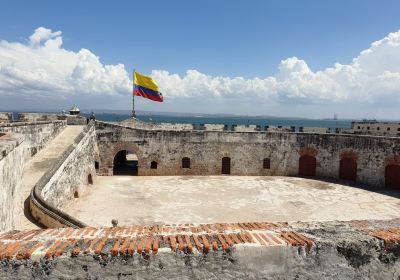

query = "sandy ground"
[{"left": 65, "top": 176, "right": 400, "bottom": 227}]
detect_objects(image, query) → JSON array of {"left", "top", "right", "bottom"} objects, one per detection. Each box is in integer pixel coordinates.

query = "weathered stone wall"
[
  {"left": 200, "top": 123, "right": 227, "bottom": 131},
  {"left": 0, "top": 219, "right": 399, "bottom": 279},
  {"left": 300, "top": 126, "right": 331, "bottom": 133},
  {"left": 0, "top": 133, "right": 24, "bottom": 232},
  {"left": 232, "top": 124, "right": 261, "bottom": 132},
  {"left": 0, "top": 112, "right": 13, "bottom": 123},
  {"left": 266, "top": 125, "right": 294, "bottom": 132},
  {"left": 96, "top": 121, "right": 400, "bottom": 187},
  {"left": 352, "top": 121, "right": 400, "bottom": 136},
  {"left": 39, "top": 123, "right": 97, "bottom": 209},
  {"left": 16, "top": 112, "right": 68, "bottom": 122},
  {"left": 120, "top": 118, "right": 194, "bottom": 130},
  {"left": 0, "top": 121, "right": 66, "bottom": 161}
]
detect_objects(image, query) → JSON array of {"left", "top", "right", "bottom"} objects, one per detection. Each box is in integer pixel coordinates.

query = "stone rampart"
[
  {"left": 0, "top": 133, "right": 24, "bottom": 232},
  {"left": 17, "top": 113, "right": 63, "bottom": 122},
  {"left": 120, "top": 118, "right": 194, "bottom": 130},
  {"left": 266, "top": 125, "right": 294, "bottom": 132},
  {"left": 30, "top": 122, "right": 97, "bottom": 228},
  {"left": 96, "top": 121, "right": 400, "bottom": 187},
  {"left": 199, "top": 123, "right": 227, "bottom": 131},
  {"left": 0, "top": 121, "right": 66, "bottom": 161},
  {"left": 0, "top": 219, "right": 399, "bottom": 279},
  {"left": 0, "top": 112, "right": 13, "bottom": 123},
  {"left": 300, "top": 126, "right": 331, "bottom": 133},
  {"left": 232, "top": 124, "right": 261, "bottom": 132}
]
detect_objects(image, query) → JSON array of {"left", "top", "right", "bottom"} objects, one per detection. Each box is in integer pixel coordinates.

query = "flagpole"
[{"left": 132, "top": 70, "right": 136, "bottom": 118}]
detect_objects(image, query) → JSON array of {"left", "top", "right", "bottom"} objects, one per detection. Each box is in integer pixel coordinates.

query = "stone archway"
[
  {"left": 385, "top": 164, "right": 400, "bottom": 188},
  {"left": 298, "top": 147, "right": 318, "bottom": 177},
  {"left": 339, "top": 158, "right": 357, "bottom": 181},
  {"left": 113, "top": 150, "right": 139, "bottom": 175},
  {"left": 339, "top": 151, "right": 358, "bottom": 182},
  {"left": 299, "top": 155, "right": 316, "bottom": 177}
]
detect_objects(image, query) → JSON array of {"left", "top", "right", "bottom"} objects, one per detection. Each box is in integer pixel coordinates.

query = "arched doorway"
[
  {"left": 385, "top": 164, "right": 400, "bottom": 188},
  {"left": 113, "top": 150, "right": 138, "bottom": 175},
  {"left": 222, "top": 157, "right": 231, "bottom": 175},
  {"left": 339, "top": 158, "right": 357, "bottom": 181},
  {"left": 298, "top": 155, "right": 316, "bottom": 177}
]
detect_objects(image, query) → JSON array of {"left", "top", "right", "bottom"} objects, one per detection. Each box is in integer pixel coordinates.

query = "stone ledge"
[
  {"left": 1, "top": 220, "right": 400, "bottom": 279},
  {"left": 0, "top": 120, "right": 66, "bottom": 128},
  {"left": 0, "top": 222, "right": 312, "bottom": 261},
  {"left": 0, "top": 133, "right": 24, "bottom": 161}
]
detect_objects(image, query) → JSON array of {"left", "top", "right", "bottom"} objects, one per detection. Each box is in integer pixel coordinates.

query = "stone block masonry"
[
  {"left": 30, "top": 122, "right": 98, "bottom": 228},
  {"left": 0, "top": 220, "right": 399, "bottom": 279},
  {"left": 96, "top": 121, "right": 400, "bottom": 188},
  {"left": 0, "top": 112, "right": 12, "bottom": 123},
  {"left": 0, "top": 120, "right": 66, "bottom": 161},
  {"left": 0, "top": 133, "right": 24, "bottom": 232}
]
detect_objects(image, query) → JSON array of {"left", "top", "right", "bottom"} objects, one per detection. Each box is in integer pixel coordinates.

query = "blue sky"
[
  {"left": 1, "top": 0, "right": 400, "bottom": 118},
  {"left": 1, "top": 0, "right": 399, "bottom": 77}
]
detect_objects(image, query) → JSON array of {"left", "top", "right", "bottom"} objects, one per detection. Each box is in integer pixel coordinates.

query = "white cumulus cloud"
[
  {"left": 153, "top": 30, "right": 400, "bottom": 108},
  {"left": 0, "top": 27, "right": 400, "bottom": 118},
  {"left": 0, "top": 27, "right": 131, "bottom": 101}
]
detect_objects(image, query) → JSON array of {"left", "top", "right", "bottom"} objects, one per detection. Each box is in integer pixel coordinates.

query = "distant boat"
[{"left": 333, "top": 113, "right": 338, "bottom": 121}]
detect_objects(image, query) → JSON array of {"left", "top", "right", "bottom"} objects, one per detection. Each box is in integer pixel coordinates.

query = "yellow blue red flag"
[{"left": 133, "top": 71, "right": 163, "bottom": 102}]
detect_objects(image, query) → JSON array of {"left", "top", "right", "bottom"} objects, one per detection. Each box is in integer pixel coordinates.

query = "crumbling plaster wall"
[
  {"left": 0, "top": 133, "right": 24, "bottom": 232},
  {"left": 96, "top": 122, "right": 400, "bottom": 187}
]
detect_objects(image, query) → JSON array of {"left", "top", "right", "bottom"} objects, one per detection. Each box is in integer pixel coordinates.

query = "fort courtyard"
[
  {"left": 1, "top": 114, "right": 400, "bottom": 278},
  {"left": 65, "top": 176, "right": 400, "bottom": 226}
]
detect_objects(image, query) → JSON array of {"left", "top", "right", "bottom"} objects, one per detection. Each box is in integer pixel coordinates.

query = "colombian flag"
[{"left": 133, "top": 71, "right": 163, "bottom": 102}]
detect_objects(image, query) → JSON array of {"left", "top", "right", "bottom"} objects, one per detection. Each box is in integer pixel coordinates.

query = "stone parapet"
[
  {"left": 29, "top": 122, "right": 97, "bottom": 229},
  {"left": 0, "top": 112, "right": 13, "bottom": 123},
  {"left": 0, "top": 133, "right": 25, "bottom": 232},
  {"left": 0, "top": 219, "right": 399, "bottom": 279}
]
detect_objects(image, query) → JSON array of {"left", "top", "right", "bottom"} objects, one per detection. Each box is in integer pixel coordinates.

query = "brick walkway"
[{"left": 0, "top": 222, "right": 313, "bottom": 261}]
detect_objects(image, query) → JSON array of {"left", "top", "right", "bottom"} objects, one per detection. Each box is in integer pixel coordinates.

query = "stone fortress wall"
[
  {"left": 1, "top": 113, "right": 400, "bottom": 278},
  {"left": 96, "top": 119, "right": 400, "bottom": 188},
  {"left": 30, "top": 122, "right": 97, "bottom": 228},
  {"left": 0, "top": 115, "right": 95, "bottom": 231},
  {"left": 1, "top": 113, "right": 400, "bottom": 232},
  {"left": 0, "top": 132, "right": 24, "bottom": 232},
  {"left": 0, "top": 120, "right": 67, "bottom": 232}
]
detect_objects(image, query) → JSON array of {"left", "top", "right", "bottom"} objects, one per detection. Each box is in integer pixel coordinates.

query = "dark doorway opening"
[
  {"left": 298, "top": 155, "right": 316, "bottom": 177},
  {"left": 385, "top": 164, "right": 400, "bottom": 189},
  {"left": 339, "top": 158, "right": 357, "bottom": 181},
  {"left": 263, "top": 158, "right": 271, "bottom": 169},
  {"left": 182, "top": 157, "right": 190, "bottom": 169},
  {"left": 87, "top": 174, "right": 93, "bottom": 185},
  {"left": 222, "top": 157, "right": 231, "bottom": 175},
  {"left": 113, "top": 150, "right": 138, "bottom": 175}
]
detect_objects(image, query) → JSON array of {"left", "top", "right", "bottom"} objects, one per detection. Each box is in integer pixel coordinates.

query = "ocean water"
[{"left": 82, "top": 113, "right": 352, "bottom": 131}]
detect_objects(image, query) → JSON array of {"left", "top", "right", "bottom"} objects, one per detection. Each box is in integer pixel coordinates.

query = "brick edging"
[{"left": 0, "top": 222, "right": 313, "bottom": 261}]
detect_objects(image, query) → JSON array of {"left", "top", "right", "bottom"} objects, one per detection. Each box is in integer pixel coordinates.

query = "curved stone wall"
[
  {"left": 0, "top": 120, "right": 66, "bottom": 160},
  {"left": 29, "top": 122, "right": 97, "bottom": 228},
  {"left": 96, "top": 121, "right": 400, "bottom": 188}
]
